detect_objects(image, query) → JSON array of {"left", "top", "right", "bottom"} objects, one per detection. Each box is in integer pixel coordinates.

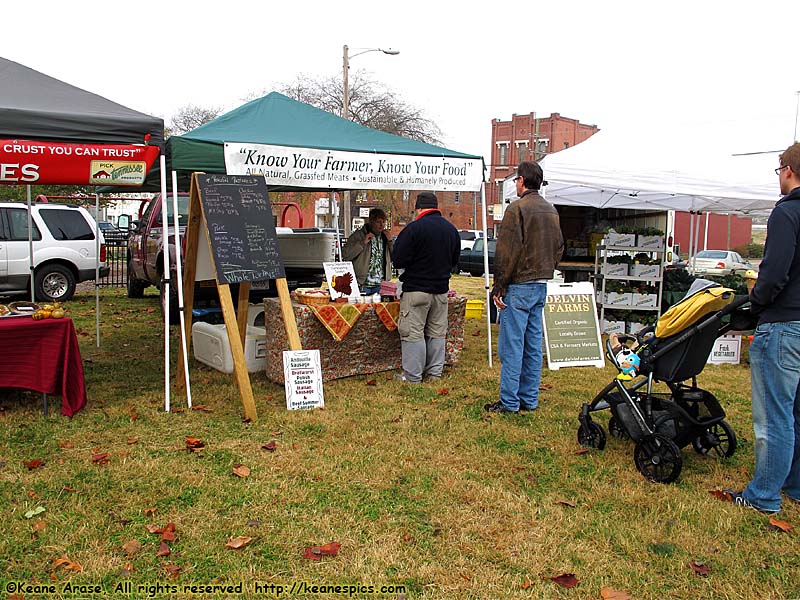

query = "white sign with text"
[
  {"left": 224, "top": 143, "right": 483, "bottom": 192},
  {"left": 283, "top": 350, "right": 324, "bottom": 410}
]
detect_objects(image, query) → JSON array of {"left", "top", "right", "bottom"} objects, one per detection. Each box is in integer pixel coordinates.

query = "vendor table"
[
  {"left": 263, "top": 295, "right": 467, "bottom": 383},
  {"left": 0, "top": 317, "right": 86, "bottom": 416}
]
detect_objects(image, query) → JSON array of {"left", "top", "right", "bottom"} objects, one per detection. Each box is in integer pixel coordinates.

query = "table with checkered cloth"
[{"left": 263, "top": 295, "right": 467, "bottom": 383}]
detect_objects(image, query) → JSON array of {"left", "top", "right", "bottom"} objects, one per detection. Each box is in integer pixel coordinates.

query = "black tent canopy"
[{"left": 0, "top": 56, "right": 163, "bottom": 146}]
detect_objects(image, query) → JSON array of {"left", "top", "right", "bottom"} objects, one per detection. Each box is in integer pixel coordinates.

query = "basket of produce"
[{"left": 294, "top": 288, "right": 331, "bottom": 306}]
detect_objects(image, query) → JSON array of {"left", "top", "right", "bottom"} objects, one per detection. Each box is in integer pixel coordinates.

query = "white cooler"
[{"left": 192, "top": 304, "right": 267, "bottom": 373}]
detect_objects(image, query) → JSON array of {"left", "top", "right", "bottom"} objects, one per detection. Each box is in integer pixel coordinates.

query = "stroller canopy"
[{"left": 655, "top": 284, "right": 736, "bottom": 339}]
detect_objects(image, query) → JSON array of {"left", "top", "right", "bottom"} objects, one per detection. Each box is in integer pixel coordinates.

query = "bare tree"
[
  {"left": 166, "top": 104, "right": 224, "bottom": 137},
  {"left": 275, "top": 71, "right": 442, "bottom": 145}
]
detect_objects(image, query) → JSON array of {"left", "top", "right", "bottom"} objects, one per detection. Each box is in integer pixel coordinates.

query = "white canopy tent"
[{"left": 537, "top": 127, "right": 782, "bottom": 214}]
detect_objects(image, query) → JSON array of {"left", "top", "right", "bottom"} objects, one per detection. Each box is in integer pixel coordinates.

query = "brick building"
[{"left": 488, "top": 112, "right": 599, "bottom": 209}]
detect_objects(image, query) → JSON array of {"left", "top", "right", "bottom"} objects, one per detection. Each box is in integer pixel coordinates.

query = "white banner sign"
[
  {"left": 224, "top": 143, "right": 483, "bottom": 192},
  {"left": 283, "top": 349, "right": 325, "bottom": 410}
]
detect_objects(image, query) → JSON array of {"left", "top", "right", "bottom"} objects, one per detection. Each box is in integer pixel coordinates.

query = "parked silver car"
[{"left": 689, "top": 250, "right": 753, "bottom": 275}]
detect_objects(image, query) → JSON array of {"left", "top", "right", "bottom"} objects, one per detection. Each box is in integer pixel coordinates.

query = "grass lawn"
[{"left": 1, "top": 276, "right": 798, "bottom": 599}]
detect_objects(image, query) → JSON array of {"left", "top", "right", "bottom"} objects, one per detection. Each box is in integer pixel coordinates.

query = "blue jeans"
[
  {"left": 361, "top": 285, "right": 380, "bottom": 295},
  {"left": 497, "top": 282, "right": 547, "bottom": 411},
  {"left": 743, "top": 321, "right": 800, "bottom": 512}
]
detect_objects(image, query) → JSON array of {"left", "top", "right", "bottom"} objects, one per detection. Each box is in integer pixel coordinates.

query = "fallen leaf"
[
  {"left": 402, "top": 533, "right": 414, "bottom": 543},
  {"left": 127, "top": 438, "right": 138, "bottom": 445},
  {"left": 437, "top": 388, "right": 449, "bottom": 396},
  {"left": 709, "top": 489, "right": 734, "bottom": 502},
  {"left": 24, "top": 459, "right": 44, "bottom": 470},
  {"left": 539, "top": 383, "right": 554, "bottom": 391},
  {"left": 32, "top": 520, "right": 46, "bottom": 531},
  {"left": 156, "top": 541, "right": 171, "bottom": 557},
  {"left": 574, "top": 448, "right": 590, "bottom": 455},
  {"left": 58, "top": 441, "right": 74, "bottom": 449},
  {"left": 53, "top": 555, "right": 83, "bottom": 572},
  {"left": 556, "top": 499, "right": 577, "bottom": 508},
  {"left": 24, "top": 506, "right": 46, "bottom": 519},
  {"left": 261, "top": 441, "right": 277, "bottom": 452},
  {"left": 164, "top": 563, "right": 182, "bottom": 579},
  {"left": 303, "top": 541, "right": 341, "bottom": 560},
  {"left": 390, "top": 416, "right": 403, "bottom": 423},
  {"left": 472, "top": 330, "right": 481, "bottom": 336},
  {"left": 520, "top": 578, "right": 532, "bottom": 590},
  {"left": 27, "top": 490, "right": 39, "bottom": 499},
  {"left": 146, "top": 524, "right": 164, "bottom": 534},
  {"left": 689, "top": 560, "right": 711, "bottom": 576},
  {"left": 185, "top": 437, "right": 205, "bottom": 452},
  {"left": 545, "top": 573, "right": 578, "bottom": 588},
  {"left": 768, "top": 516, "right": 793, "bottom": 533},
  {"left": 146, "top": 308, "right": 156, "bottom": 313},
  {"left": 161, "top": 522, "right": 176, "bottom": 542},
  {"left": 601, "top": 587, "right": 633, "bottom": 600},
  {"left": 120, "top": 562, "right": 134, "bottom": 576},
  {"left": 269, "top": 431, "right": 283, "bottom": 437},
  {"left": 91, "top": 452, "right": 110, "bottom": 465},
  {"left": 144, "top": 507, "right": 157, "bottom": 516},
  {"left": 130, "top": 411, "right": 138, "bottom": 421},
  {"left": 247, "top": 519, "right": 260, "bottom": 528},
  {"left": 121, "top": 539, "right": 142, "bottom": 557},
  {"left": 191, "top": 404, "right": 213, "bottom": 412},
  {"left": 225, "top": 535, "right": 253, "bottom": 549},
  {"left": 365, "top": 379, "right": 377, "bottom": 386},
  {"left": 233, "top": 464, "right": 251, "bottom": 478}
]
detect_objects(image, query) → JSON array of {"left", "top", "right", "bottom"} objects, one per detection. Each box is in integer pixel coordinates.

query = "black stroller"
[{"left": 577, "top": 284, "right": 755, "bottom": 483}]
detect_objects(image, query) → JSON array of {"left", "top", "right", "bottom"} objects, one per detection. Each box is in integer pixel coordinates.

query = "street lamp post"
[{"left": 341, "top": 44, "right": 399, "bottom": 235}]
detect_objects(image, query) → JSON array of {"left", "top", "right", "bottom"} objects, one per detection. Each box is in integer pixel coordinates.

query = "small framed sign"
[
  {"left": 543, "top": 281, "right": 605, "bottom": 370},
  {"left": 283, "top": 350, "right": 325, "bottom": 410},
  {"left": 323, "top": 261, "right": 361, "bottom": 302}
]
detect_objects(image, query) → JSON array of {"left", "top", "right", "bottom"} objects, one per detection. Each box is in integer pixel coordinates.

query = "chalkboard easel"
[{"left": 176, "top": 173, "right": 302, "bottom": 422}]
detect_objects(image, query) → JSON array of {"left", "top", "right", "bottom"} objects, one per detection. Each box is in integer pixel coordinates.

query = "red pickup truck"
[{"left": 126, "top": 194, "right": 337, "bottom": 322}]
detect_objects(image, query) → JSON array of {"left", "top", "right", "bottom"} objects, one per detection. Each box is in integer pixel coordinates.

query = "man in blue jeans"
[
  {"left": 486, "top": 161, "right": 563, "bottom": 414},
  {"left": 726, "top": 142, "right": 800, "bottom": 513}
]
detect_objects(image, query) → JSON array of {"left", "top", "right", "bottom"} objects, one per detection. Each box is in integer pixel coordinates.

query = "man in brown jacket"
[{"left": 486, "top": 161, "right": 564, "bottom": 414}]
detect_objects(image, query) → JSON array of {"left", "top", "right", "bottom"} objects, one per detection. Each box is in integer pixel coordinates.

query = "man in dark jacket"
[
  {"left": 341, "top": 208, "right": 393, "bottom": 295},
  {"left": 487, "top": 161, "right": 564, "bottom": 414},
  {"left": 392, "top": 192, "right": 461, "bottom": 383},
  {"left": 725, "top": 142, "right": 800, "bottom": 513}
]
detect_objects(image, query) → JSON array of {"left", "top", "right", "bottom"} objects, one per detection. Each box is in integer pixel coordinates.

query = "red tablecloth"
[{"left": 0, "top": 317, "right": 86, "bottom": 416}]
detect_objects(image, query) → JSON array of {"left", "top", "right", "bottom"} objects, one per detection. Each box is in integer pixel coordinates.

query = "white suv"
[{"left": 0, "top": 202, "right": 109, "bottom": 301}]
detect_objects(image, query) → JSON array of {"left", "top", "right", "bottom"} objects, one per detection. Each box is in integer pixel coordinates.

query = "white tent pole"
[
  {"left": 688, "top": 211, "right": 695, "bottom": 275},
  {"left": 26, "top": 186, "right": 34, "bottom": 302},
  {"left": 95, "top": 193, "right": 101, "bottom": 348},
  {"left": 159, "top": 155, "right": 171, "bottom": 412},
  {"left": 693, "top": 211, "right": 703, "bottom": 274},
  {"left": 480, "top": 183, "right": 493, "bottom": 368},
  {"left": 172, "top": 171, "right": 192, "bottom": 408},
  {"left": 703, "top": 212, "right": 710, "bottom": 251}
]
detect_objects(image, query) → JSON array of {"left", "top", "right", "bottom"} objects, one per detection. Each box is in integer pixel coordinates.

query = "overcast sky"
[{"left": 3, "top": 0, "right": 799, "bottom": 159}]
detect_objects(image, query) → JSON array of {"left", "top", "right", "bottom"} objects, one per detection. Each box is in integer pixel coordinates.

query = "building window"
[
  {"left": 454, "top": 191, "right": 461, "bottom": 204},
  {"left": 564, "top": 141, "right": 570, "bottom": 149},
  {"left": 516, "top": 141, "right": 527, "bottom": 162},
  {"left": 498, "top": 144, "right": 508, "bottom": 165}
]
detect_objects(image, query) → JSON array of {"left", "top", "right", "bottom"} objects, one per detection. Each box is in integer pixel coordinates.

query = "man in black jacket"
[
  {"left": 392, "top": 192, "right": 461, "bottom": 383},
  {"left": 726, "top": 142, "right": 800, "bottom": 513}
]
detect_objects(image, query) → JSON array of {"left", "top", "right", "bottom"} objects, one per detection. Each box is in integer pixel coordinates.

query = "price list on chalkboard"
[{"left": 196, "top": 174, "right": 285, "bottom": 285}]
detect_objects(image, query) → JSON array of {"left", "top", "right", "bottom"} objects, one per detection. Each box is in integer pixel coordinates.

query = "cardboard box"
[
  {"left": 637, "top": 235, "right": 664, "bottom": 249},
  {"left": 604, "top": 263, "right": 629, "bottom": 277},
  {"left": 632, "top": 293, "right": 658, "bottom": 308},
  {"left": 606, "top": 232, "right": 636, "bottom": 247},
  {"left": 630, "top": 264, "right": 660, "bottom": 279},
  {"left": 602, "top": 319, "right": 626, "bottom": 335},
  {"left": 707, "top": 335, "right": 742, "bottom": 365},
  {"left": 605, "top": 292, "right": 633, "bottom": 307},
  {"left": 627, "top": 321, "right": 647, "bottom": 335}
]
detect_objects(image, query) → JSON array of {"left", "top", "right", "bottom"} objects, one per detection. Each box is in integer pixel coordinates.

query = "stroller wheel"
[
  {"left": 578, "top": 421, "right": 606, "bottom": 450},
  {"left": 608, "top": 416, "right": 630, "bottom": 440},
  {"left": 634, "top": 433, "right": 683, "bottom": 484},
  {"left": 691, "top": 420, "right": 737, "bottom": 458}
]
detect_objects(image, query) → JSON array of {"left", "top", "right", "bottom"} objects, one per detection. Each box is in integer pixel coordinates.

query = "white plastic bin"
[{"left": 192, "top": 322, "right": 267, "bottom": 373}]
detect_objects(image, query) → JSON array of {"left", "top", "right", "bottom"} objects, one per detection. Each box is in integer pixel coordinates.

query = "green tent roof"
[{"left": 104, "top": 92, "right": 483, "bottom": 192}]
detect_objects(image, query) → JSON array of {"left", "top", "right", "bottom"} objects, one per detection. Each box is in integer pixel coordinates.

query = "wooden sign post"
[{"left": 176, "top": 173, "right": 302, "bottom": 421}]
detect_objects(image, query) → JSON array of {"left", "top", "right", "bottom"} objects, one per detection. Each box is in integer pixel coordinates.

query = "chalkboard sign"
[
  {"left": 196, "top": 174, "right": 285, "bottom": 284},
  {"left": 542, "top": 281, "right": 604, "bottom": 370}
]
